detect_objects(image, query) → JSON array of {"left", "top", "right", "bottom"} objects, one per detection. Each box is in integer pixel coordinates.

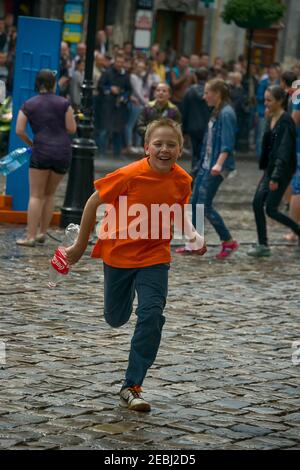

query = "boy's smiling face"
[{"left": 145, "top": 126, "right": 182, "bottom": 174}]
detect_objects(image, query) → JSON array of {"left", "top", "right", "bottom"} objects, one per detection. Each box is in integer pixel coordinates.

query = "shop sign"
[
  {"left": 134, "top": 29, "right": 152, "bottom": 49},
  {"left": 135, "top": 10, "right": 153, "bottom": 29},
  {"left": 63, "top": 23, "right": 82, "bottom": 43},
  {"left": 64, "top": 3, "right": 84, "bottom": 24},
  {"left": 136, "top": 0, "right": 154, "bottom": 10}
]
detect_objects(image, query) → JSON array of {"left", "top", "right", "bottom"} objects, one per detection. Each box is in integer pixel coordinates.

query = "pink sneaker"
[{"left": 216, "top": 240, "right": 238, "bottom": 259}]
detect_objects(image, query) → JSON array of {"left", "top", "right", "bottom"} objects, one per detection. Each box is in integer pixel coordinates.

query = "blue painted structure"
[{"left": 6, "top": 16, "right": 62, "bottom": 211}]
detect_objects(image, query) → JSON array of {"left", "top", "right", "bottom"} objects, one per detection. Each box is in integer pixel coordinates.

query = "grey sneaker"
[
  {"left": 120, "top": 386, "right": 151, "bottom": 412},
  {"left": 247, "top": 244, "right": 272, "bottom": 257}
]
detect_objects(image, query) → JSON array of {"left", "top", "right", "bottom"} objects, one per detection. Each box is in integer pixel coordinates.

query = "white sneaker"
[{"left": 120, "top": 386, "right": 151, "bottom": 412}]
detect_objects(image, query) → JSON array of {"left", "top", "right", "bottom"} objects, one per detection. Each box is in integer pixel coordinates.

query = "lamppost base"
[
  {"left": 60, "top": 137, "right": 96, "bottom": 228},
  {"left": 60, "top": 207, "right": 83, "bottom": 228}
]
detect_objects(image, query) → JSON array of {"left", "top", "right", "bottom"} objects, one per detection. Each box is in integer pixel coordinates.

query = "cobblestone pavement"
[{"left": 0, "top": 155, "right": 300, "bottom": 450}]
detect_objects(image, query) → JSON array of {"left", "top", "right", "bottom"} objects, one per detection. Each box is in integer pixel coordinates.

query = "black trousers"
[
  {"left": 252, "top": 172, "right": 300, "bottom": 246},
  {"left": 190, "top": 131, "right": 205, "bottom": 174}
]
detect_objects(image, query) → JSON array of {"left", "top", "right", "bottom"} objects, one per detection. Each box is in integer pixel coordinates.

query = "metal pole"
[
  {"left": 246, "top": 28, "right": 254, "bottom": 79},
  {"left": 60, "top": 0, "right": 98, "bottom": 228}
]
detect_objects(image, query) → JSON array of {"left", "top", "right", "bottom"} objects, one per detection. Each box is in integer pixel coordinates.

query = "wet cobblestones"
[{"left": 0, "top": 156, "right": 300, "bottom": 449}]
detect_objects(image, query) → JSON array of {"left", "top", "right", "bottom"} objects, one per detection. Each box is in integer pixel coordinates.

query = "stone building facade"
[
  {"left": 152, "top": 0, "right": 300, "bottom": 67},
  {"left": 0, "top": 0, "right": 299, "bottom": 67},
  {"left": 153, "top": 0, "right": 245, "bottom": 61},
  {"left": 276, "top": 0, "right": 300, "bottom": 67}
]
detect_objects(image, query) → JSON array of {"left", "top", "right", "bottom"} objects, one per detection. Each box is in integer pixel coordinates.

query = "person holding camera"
[{"left": 96, "top": 54, "right": 131, "bottom": 159}]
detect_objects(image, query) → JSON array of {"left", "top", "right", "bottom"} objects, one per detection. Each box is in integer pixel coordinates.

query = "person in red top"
[{"left": 66, "top": 118, "right": 206, "bottom": 411}]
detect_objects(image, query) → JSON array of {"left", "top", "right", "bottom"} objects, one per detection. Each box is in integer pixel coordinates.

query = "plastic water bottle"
[
  {"left": 0, "top": 147, "right": 32, "bottom": 176},
  {"left": 0, "top": 80, "right": 5, "bottom": 103},
  {"left": 48, "top": 223, "right": 80, "bottom": 289}
]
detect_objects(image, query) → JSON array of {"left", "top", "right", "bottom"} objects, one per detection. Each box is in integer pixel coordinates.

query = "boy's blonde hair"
[{"left": 144, "top": 118, "right": 183, "bottom": 149}]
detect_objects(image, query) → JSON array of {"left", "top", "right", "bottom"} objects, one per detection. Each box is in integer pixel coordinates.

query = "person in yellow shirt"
[{"left": 153, "top": 51, "right": 166, "bottom": 82}]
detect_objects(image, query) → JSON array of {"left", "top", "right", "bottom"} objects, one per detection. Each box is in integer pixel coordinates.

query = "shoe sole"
[
  {"left": 247, "top": 252, "right": 272, "bottom": 257},
  {"left": 176, "top": 250, "right": 206, "bottom": 256},
  {"left": 16, "top": 240, "right": 36, "bottom": 247},
  {"left": 119, "top": 397, "right": 151, "bottom": 412},
  {"left": 175, "top": 246, "right": 207, "bottom": 256}
]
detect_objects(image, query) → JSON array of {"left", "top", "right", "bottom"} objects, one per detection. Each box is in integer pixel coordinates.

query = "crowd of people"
[
  {"left": 57, "top": 31, "right": 300, "bottom": 258},
  {"left": 1, "top": 18, "right": 300, "bottom": 257},
  {"left": 2, "top": 17, "right": 300, "bottom": 161},
  {"left": 56, "top": 32, "right": 300, "bottom": 165}
]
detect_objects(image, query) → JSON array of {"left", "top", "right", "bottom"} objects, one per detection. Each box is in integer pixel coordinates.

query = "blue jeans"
[
  {"left": 103, "top": 262, "right": 169, "bottom": 388},
  {"left": 191, "top": 167, "right": 232, "bottom": 242},
  {"left": 291, "top": 152, "right": 300, "bottom": 195},
  {"left": 98, "top": 129, "right": 123, "bottom": 158}
]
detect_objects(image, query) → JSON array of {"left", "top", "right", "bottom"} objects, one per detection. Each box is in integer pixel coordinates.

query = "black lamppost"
[{"left": 60, "top": 0, "right": 98, "bottom": 228}]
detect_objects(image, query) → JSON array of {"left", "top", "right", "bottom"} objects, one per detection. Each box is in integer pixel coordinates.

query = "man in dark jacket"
[
  {"left": 181, "top": 67, "right": 210, "bottom": 173},
  {"left": 96, "top": 54, "right": 131, "bottom": 157},
  {"left": 228, "top": 71, "right": 250, "bottom": 152},
  {"left": 0, "top": 18, "right": 7, "bottom": 53}
]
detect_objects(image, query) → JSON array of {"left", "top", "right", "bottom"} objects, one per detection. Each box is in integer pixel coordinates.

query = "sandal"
[
  {"left": 16, "top": 238, "right": 36, "bottom": 247},
  {"left": 175, "top": 244, "right": 207, "bottom": 256}
]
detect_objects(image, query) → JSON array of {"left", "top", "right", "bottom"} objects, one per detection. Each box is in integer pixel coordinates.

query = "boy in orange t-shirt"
[{"left": 66, "top": 118, "right": 206, "bottom": 412}]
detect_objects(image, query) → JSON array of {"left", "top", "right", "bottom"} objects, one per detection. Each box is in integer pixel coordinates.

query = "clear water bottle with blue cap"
[{"left": 0, "top": 147, "right": 32, "bottom": 176}]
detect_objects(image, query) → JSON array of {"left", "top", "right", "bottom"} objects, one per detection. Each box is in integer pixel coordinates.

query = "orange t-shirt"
[{"left": 91, "top": 157, "right": 192, "bottom": 268}]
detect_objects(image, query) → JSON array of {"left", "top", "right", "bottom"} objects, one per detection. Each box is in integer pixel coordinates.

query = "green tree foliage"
[{"left": 222, "top": 0, "right": 286, "bottom": 29}]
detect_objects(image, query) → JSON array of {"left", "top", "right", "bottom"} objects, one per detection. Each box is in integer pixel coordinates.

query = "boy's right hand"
[{"left": 65, "top": 244, "right": 85, "bottom": 265}]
